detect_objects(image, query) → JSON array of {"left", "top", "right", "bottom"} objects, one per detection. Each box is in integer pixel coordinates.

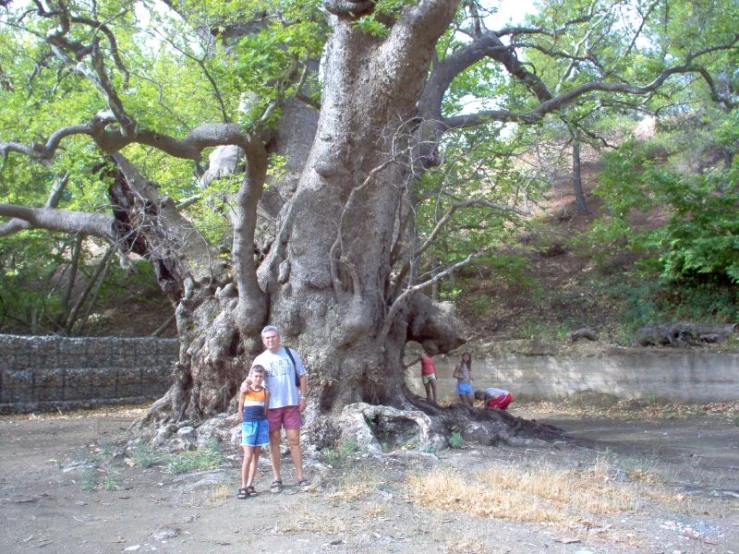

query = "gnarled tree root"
[{"left": 304, "top": 402, "right": 566, "bottom": 457}]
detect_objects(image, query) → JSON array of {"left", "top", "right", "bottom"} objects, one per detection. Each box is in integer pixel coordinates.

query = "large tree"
[{"left": 1, "top": 0, "right": 737, "bottom": 425}]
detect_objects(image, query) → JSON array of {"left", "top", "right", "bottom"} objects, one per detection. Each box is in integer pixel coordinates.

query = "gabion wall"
[{"left": 0, "top": 335, "right": 179, "bottom": 414}]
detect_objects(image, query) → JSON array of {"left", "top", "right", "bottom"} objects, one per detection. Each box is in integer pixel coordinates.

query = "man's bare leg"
[
  {"left": 285, "top": 428, "right": 305, "bottom": 482},
  {"left": 269, "top": 429, "right": 282, "bottom": 487}
]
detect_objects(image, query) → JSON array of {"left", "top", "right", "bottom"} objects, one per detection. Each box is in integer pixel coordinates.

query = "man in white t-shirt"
[{"left": 241, "top": 325, "right": 308, "bottom": 492}]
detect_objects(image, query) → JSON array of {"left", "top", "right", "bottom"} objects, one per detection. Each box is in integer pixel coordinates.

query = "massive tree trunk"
[
  {"left": 255, "top": 2, "right": 464, "bottom": 412},
  {"left": 143, "top": 1, "right": 466, "bottom": 423}
]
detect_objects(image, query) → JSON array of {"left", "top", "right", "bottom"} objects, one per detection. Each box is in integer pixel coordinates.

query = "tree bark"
[
  {"left": 571, "top": 132, "right": 588, "bottom": 214},
  {"left": 249, "top": 2, "right": 465, "bottom": 414}
]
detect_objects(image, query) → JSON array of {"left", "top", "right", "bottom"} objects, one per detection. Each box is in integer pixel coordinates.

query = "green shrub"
[
  {"left": 322, "top": 439, "right": 358, "bottom": 467},
  {"left": 79, "top": 467, "right": 98, "bottom": 492},
  {"left": 168, "top": 441, "right": 224, "bottom": 474},
  {"left": 132, "top": 443, "right": 162, "bottom": 469},
  {"left": 595, "top": 141, "right": 739, "bottom": 285},
  {"left": 448, "top": 431, "right": 464, "bottom": 449}
]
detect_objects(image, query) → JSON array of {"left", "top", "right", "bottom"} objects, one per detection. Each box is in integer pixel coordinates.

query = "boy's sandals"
[
  {"left": 270, "top": 479, "right": 283, "bottom": 494},
  {"left": 297, "top": 478, "right": 311, "bottom": 489},
  {"left": 237, "top": 486, "right": 257, "bottom": 499}
]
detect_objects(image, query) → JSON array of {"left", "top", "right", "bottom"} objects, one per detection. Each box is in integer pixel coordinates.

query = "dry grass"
[
  {"left": 407, "top": 456, "right": 678, "bottom": 525},
  {"left": 206, "top": 484, "right": 232, "bottom": 506},
  {"left": 327, "top": 469, "right": 385, "bottom": 502},
  {"left": 361, "top": 504, "right": 388, "bottom": 518}
]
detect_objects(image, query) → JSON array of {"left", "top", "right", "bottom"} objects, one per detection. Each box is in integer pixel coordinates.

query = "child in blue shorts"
[{"left": 237, "top": 365, "right": 270, "bottom": 499}]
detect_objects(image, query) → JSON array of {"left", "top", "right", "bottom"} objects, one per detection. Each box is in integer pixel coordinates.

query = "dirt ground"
[{"left": 1, "top": 404, "right": 738, "bottom": 554}]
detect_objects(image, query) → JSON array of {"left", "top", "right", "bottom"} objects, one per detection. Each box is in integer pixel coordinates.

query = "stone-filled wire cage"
[{"left": 0, "top": 335, "right": 178, "bottom": 414}]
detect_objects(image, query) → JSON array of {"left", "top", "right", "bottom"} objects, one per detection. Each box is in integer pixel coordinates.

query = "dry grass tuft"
[
  {"left": 407, "top": 457, "right": 670, "bottom": 524},
  {"left": 327, "top": 470, "right": 385, "bottom": 502},
  {"left": 361, "top": 504, "right": 387, "bottom": 517},
  {"left": 206, "top": 484, "right": 232, "bottom": 506}
]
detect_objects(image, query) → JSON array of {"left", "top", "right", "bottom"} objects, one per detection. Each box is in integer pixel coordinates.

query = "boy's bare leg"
[
  {"left": 247, "top": 446, "right": 261, "bottom": 487},
  {"left": 285, "top": 428, "right": 304, "bottom": 482},
  {"left": 241, "top": 447, "right": 252, "bottom": 488},
  {"left": 430, "top": 380, "right": 437, "bottom": 403}
]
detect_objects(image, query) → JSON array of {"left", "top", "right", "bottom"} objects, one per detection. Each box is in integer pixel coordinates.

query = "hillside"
[
  {"left": 452, "top": 156, "right": 735, "bottom": 347},
  {"left": 454, "top": 159, "right": 629, "bottom": 344}
]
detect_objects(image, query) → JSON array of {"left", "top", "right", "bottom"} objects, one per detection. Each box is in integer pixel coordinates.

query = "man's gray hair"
[{"left": 261, "top": 325, "right": 280, "bottom": 337}]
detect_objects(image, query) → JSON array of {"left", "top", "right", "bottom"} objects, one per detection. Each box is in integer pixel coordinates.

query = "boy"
[{"left": 237, "top": 365, "right": 270, "bottom": 498}]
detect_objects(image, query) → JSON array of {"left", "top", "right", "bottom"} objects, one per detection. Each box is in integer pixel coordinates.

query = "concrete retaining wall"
[
  {"left": 0, "top": 335, "right": 179, "bottom": 413},
  {"left": 3, "top": 335, "right": 736, "bottom": 413},
  {"left": 406, "top": 341, "right": 739, "bottom": 403}
]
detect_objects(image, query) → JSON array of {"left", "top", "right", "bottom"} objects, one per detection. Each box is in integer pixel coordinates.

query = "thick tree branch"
[
  {"left": 232, "top": 142, "right": 269, "bottom": 333},
  {"left": 0, "top": 172, "right": 69, "bottom": 237},
  {"left": 324, "top": 0, "right": 374, "bottom": 17},
  {"left": 443, "top": 57, "right": 739, "bottom": 130},
  {"left": 0, "top": 203, "right": 115, "bottom": 239},
  {"left": 1, "top": 119, "right": 264, "bottom": 164},
  {"left": 379, "top": 253, "right": 475, "bottom": 343}
]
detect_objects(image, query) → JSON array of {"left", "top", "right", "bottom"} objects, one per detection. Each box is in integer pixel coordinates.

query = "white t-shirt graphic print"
[{"left": 252, "top": 346, "right": 307, "bottom": 409}]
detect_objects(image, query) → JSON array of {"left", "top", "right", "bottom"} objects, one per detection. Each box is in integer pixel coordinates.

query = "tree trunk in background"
[{"left": 572, "top": 137, "right": 588, "bottom": 213}]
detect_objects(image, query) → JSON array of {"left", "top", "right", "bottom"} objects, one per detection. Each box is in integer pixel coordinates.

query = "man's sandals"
[
  {"left": 236, "top": 485, "right": 257, "bottom": 499},
  {"left": 268, "top": 478, "right": 310, "bottom": 494},
  {"left": 270, "top": 479, "right": 283, "bottom": 493}
]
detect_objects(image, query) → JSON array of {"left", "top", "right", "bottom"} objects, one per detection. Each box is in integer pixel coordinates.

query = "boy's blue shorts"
[
  {"left": 241, "top": 420, "right": 269, "bottom": 447},
  {"left": 456, "top": 383, "right": 473, "bottom": 396}
]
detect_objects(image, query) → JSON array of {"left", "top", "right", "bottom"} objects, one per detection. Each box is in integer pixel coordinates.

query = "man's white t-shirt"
[{"left": 253, "top": 346, "right": 307, "bottom": 409}]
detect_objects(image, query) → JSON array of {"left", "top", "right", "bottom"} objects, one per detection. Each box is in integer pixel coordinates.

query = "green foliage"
[
  {"left": 168, "top": 441, "right": 225, "bottom": 474},
  {"left": 74, "top": 438, "right": 123, "bottom": 492},
  {"left": 479, "top": 254, "right": 536, "bottom": 291},
  {"left": 0, "top": 231, "right": 66, "bottom": 332},
  {"left": 471, "top": 294, "right": 491, "bottom": 317},
  {"left": 448, "top": 431, "right": 464, "bottom": 449},
  {"left": 605, "top": 278, "right": 737, "bottom": 335},
  {"left": 322, "top": 439, "right": 359, "bottom": 467},
  {"left": 79, "top": 467, "right": 99, "bottom": 492},
  {"left": 101, "top": 474, "right": 119, "bottom": 492},
  {"left": 594, "top": 139, "right": 739, "bottom": 286},
  {"left": 355, "top": 0, "right": 415, "bottom": 38},
  {"left": 0, "top": 232, "right": 163, "bottom": 335},
  {"left": 413, "top": 124, "right": 546, "bottom": 277},
  {"left": 131, "top": 443, "right": 162, "bottom": 469}
]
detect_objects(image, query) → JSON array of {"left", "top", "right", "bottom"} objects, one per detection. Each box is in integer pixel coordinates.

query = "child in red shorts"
[{"left": 474, "top": 387, "right": 513, "bottom": 410}]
